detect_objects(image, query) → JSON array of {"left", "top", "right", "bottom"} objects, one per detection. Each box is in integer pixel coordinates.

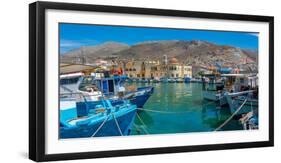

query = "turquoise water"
[{"left": 129, "top": 83, "right": 243, "bottom": 135}]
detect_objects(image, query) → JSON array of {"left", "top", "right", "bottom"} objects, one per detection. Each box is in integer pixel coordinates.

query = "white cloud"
[{"left": 60, "top": 40, "right": 83, "bottom": 48}]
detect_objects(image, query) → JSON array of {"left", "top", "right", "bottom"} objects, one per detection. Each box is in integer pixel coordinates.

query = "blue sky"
[{"left": 60, "top": 23, "right": 258, "bottom": 54}]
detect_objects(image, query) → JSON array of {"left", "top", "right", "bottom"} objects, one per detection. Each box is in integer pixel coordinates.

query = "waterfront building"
[
  {"left": 122, "top": 60, "right": 158, "bottom": 78},
  {"left": 151, "top": 57, "right": 192, "bottom": 79},
  {"left": 124, "top": 60, "right": 144, "bottom": 78},
  {"left": 114, "top": 56, "right": 192, "bottom": 79}
]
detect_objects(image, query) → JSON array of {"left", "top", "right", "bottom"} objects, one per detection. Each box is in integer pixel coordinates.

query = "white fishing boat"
[
  {"left": 202, "top": 73, "right": 258, "bottom": 107},
  {"left": 224, "top": 90, "right": 258, "bottom": 115},
  {"left": 175, "top": 78, "right": 184, "bottom": 83},
  {"left": 190, "top": 78, "right": 201, "bottom": 83},
  {"left": 201, "top": 74, "right": 227, "bottom": 105},
  {"left": 167, "top": 78, "right": 176, "bottom": 83}
]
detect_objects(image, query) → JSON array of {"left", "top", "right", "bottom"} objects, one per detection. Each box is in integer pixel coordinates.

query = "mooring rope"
[
  {"left": 113, "top": 113, "right": 123, "bottom": 136},
  {"left": 214, "top": 98, "right": 248, "bottom": 131},
  {"left": 136, "top": 97, "right": 221, "bottom": 114},
  {"left": 91, "top": 113, "right": 111, "bottom": 137},
  {"left": 136, "top": 113, "right": 150, "bottom": 134},
  {"left": 137, "top": 108, "right": 192, "bottom": 114}
]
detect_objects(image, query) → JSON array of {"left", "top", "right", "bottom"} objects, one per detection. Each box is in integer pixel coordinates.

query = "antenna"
[{"left": 164, "top": 55, "right": 167, "bottom": 65}]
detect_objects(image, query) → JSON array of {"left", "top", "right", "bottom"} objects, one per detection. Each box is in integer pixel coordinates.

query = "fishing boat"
[
  {"left": 135, "top": 78, "right": 141, "bottom": 83},
  {"left": 224, "top": 90, "right": 258, "bottom": 115},
  {"left": 60, "top": 72, "right": 84, "bottom": 96},
  {"left": 221, "top": 73, "right": 258, "bottom": 114},
  {"left": 152, "top": 78, "right": 160, "bottom": 83},
  {"left": 190, "top": 78, "right": 202, "bottom": 83},
  {"left": 140, "top": 78, "right": 149, "bottom": 83},
  {"left": 129, "top": 78, "right": 135, "bottom": 82},
  {"left": 59, "top": 63, "right": 154, "bottom": 108},
  {"left": 79, "top": 75, "right": 154, "bottom": 108},
  {"left": 60, "top": 96, "right": 137, "bottom": 138},
  {"left": 201, "top": 74, "right": 227, "bottom": 106},
  {"left": 236, "top": 95, "right": 258, "bottom": 107},
  {"left": 60, "top": 73, "right": 154, "bottom": 108},
  {"left": 160, "top": 77, "right": 168, "bottom": 83},
  {"left": 167, "top": 78, "right": 176, "bottom": 83},
  {"left": 184, "top": 76, "right": 191, "bottom": 83},
  {"left": 202, "top": 73, "right": 258, "bottom": 107},
  {"left": 202, "top": 88, "right": 226, "bottom": 105},
  {"left": 175, "top": 78, "right": 184, "bottom": 83}
]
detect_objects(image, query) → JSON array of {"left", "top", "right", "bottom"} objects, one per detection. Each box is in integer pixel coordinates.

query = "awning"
[{"left": 60, "top": 63, "right": 98, "bottom": 74}]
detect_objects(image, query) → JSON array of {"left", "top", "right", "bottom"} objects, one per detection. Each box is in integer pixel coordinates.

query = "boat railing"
[
  {"left": 60, "top": 91, "right": 116, "bottom": 99},
  {"left": 225, "top": 90, "right": 254, "bottom": 97},
  {"left": 60, "top": 91, "right": 109, "bottom": 107}
]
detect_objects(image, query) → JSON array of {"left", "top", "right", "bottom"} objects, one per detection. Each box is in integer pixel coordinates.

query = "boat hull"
[
  {"left": 225, "top": 91, "right": 258, "bottom": 115},
  {"left": 184, "top": 77, "right": 191, "bottom": 83},
  {"left": 131, "top": 93, "right": 152, "bottom": 108},
  {"left": 202, "top": 91, "right": 227, "bottom": 106},
  {"left": 130, "top": 86, "right": 154, "bottom": 108},
  {"left": 60, "top": 105, "right": 137, "bottom": 139}
]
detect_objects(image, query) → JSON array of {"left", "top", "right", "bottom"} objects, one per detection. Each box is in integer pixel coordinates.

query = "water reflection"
[{"left": 127, "top": 82, "right": 243, "bottom": 135}]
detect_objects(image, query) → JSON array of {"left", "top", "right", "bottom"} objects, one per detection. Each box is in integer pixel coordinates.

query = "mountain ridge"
[{"left": 61, "top": 40, "right": 258, "bottom": 66}]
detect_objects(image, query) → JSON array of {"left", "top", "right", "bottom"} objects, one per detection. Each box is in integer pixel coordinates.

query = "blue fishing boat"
[
  {"left": 79, "top": 75, "right": 154, "bottom": 108},
  {"left": 184, "top": 76, "right": 191, "bottom": 83},
  {"left": 60, "top": 99, "right": 137, "bottom": 138},
  {"left": 60, "top": 71, "right": 153, "bottom": 108},
  {"left": 127, "top": 86, "right": 154, "bottom": 108}
]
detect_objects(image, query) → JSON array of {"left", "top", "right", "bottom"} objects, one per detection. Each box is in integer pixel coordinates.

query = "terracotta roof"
[{"left": 169, "top": 57, "right": 179, "bottom": 64}]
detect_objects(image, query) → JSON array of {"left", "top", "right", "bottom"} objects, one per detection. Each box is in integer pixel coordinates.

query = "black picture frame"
[{"left": 29, "top": 1, "right": 274, "bottom": 162}]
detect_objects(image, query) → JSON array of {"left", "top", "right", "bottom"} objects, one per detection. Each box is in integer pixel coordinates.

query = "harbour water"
[{"left": 128, "top": 82, "right": 243, "bottom": 135}]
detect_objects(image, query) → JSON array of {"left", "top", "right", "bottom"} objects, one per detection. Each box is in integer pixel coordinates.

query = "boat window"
[
  {"left": 102, "top": 80, "right": 108, "bottom": 93},
  {"left": 108, "top": 80, "right": 114, "bottom": 93},
  {"left": 94, "top": 80, "right": 102, "bottom": 90},
  {"left": 78, "top": 77, "right": 95, "bottom": 91},
  {"left": 82, "top": 77, "right": 94, "bottom": 84},
  {"left": 60, "top": 77, "right": 80, "bottom": 85},
  {"left": 240, "top": 78, "right": 245, "bottom": 84}
]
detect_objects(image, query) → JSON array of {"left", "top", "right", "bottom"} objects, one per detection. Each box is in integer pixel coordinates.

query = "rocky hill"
[
  {"left": 61, "top": 40, "right": 258, "bottom": 66},
  {"left": 61, "top": 42, "right": 129, "bottom": 63}
]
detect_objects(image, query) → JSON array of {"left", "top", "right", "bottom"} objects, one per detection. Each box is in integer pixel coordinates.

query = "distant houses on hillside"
[
  {"left": 118, "top": 56, "right": 192, "bottom": 79},
  {"left": 62, "top": 54, "right": 257, "bottom": 79}
]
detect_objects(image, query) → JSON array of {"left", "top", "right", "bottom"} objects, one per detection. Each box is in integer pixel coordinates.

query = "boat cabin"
[
  {"left": 78, "top": 75, "right": 128, "bottom": 96},
  {"left": 221, "top": 73, "right": 258, "bottom": 92}
]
